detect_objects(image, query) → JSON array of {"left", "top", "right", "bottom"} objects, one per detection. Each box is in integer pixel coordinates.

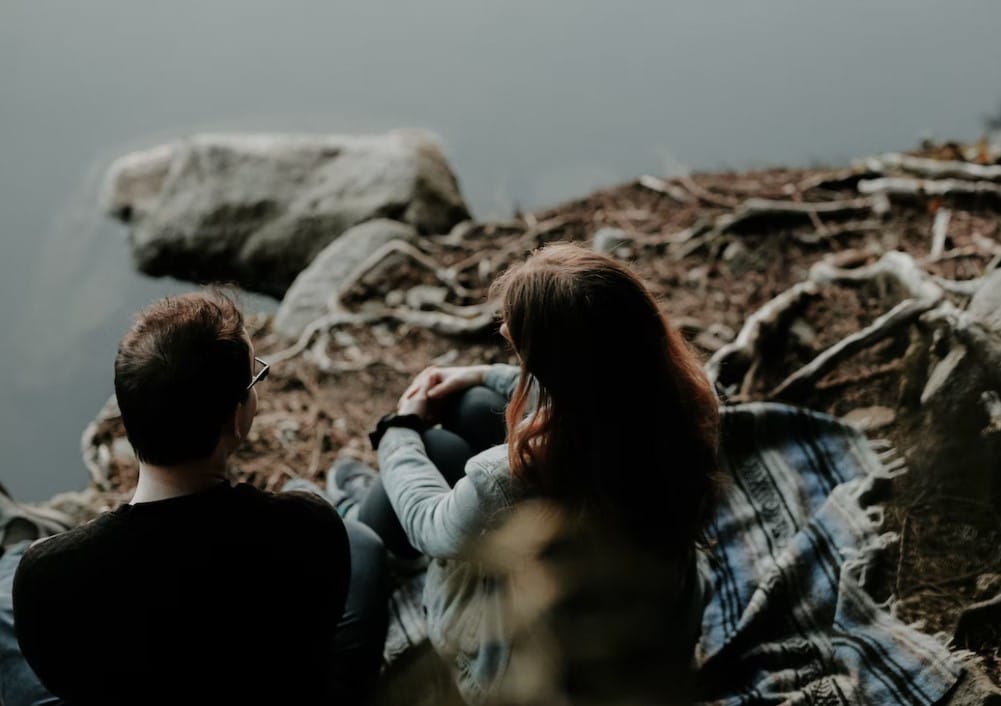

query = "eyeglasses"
[{"left": 247, "top": 357, "right": 271, "bottom": 391}]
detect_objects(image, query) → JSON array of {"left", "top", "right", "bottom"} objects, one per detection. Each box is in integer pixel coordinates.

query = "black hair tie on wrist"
[{"left": 368, "top": 413, "right": 429, "bottom": 450}]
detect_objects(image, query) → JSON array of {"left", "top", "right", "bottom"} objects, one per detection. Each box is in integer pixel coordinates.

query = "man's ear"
[{"left": 224, "top": 403, "right": 243, "bottom": 441}]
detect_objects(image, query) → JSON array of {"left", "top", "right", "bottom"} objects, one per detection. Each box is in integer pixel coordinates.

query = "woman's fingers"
[
  {"left": 397, "top": 390, "right": 429, "bottom": 418},
  {"left": 427, "top": 369, "right": 475, "bottom": 399},
  {"left": 427, "top": 378, "right": 456, "bottom": 399},
  {"left": 404, "top": 367, "right": 439, "bottom": 398}
]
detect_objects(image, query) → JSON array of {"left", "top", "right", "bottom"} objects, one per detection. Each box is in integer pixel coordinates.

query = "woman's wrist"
[{"left": 472, "top": 364, "right": 491, "bottom": 385}]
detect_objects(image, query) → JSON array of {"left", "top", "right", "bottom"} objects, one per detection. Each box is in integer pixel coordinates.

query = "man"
[{"left": 6, "top": 291, "right": 387, "bottom": 706}]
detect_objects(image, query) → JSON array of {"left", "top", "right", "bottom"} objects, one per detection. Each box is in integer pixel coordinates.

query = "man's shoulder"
[
  {"left": 238, "top": 484, "right": 342, "bottom": 527},
  {"left": 14, "top": 513, "right": 120, "bottom": 595},
  {"left": 231, "top": 484, "right": 349, "bottom": 556}
]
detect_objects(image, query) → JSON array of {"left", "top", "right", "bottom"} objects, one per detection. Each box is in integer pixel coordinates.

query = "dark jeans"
[
  {"left": 0, "top": 542, "right": 60, "bottom": 706},
  {"left": 331, "top": 520, "right": 389, "bottom": 702},
  {"left": 358, "top": 386, "right": 508, "bottom": 558},
  {"left": 0, "top": 520, "right": 389, "bottom": 706}
]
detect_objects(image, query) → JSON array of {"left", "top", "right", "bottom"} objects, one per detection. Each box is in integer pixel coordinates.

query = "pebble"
[
  {"left": 843, "top": 406, "right": 896, "bottom": 431},
  {"left": 591, "top": 227, "right": 631, "bottom": 255}
]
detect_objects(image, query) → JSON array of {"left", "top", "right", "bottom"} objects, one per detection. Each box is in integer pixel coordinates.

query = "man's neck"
[{"left": 131, "top": 458, "right": 230, "bottom": 504}]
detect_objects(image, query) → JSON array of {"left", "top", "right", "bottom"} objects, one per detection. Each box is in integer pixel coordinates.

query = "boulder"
[
  {"left": 273, "top": 219, "right": 417, "bottom": 339},
  {"left": 102, "top": 131, "right": 469, "bottom": 297}
]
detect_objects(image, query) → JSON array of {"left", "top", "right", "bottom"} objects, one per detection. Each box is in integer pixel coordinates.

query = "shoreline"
[{"left": 41, "top": 140, "right": 1001, "bottom": 680}]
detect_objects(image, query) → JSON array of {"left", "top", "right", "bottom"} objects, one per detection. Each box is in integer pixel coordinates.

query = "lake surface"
[{"left": 2, "top": 0, "right": 1000, "bottom": 501}]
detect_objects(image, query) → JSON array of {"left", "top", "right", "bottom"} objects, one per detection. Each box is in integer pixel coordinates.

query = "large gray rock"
[
  {"left": 274, "top": 219, "right": 417, "bottom": 339},
  {"left": 102, "top": 131, "right": 469, "bottom": 297}
]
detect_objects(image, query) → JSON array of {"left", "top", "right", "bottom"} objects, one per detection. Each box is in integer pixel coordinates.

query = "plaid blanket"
[
  {"left": 383, "top": 402, "right": 963, "bottom": 704},
  {"left": 696, "top": 402, "right": 961, "bottom": 705}
]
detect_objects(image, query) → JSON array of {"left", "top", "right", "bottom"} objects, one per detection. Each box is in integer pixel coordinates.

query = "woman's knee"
[{"left": 441, "top": 386, "right": 507, "bottom": 451}]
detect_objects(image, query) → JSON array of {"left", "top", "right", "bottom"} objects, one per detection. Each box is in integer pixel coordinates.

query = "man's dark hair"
[{"left": 114, "top": 291, "right": 251, "bottom": 466}]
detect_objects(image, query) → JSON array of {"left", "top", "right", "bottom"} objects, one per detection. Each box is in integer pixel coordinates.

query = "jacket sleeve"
[
  {"left": 482, "top": 364, "right": 521, "bottom": 401},
  {"left": 377, "top": 427, "right": 508, "bottom": 559}
]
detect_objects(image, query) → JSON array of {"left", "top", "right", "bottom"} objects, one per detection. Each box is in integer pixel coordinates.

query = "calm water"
[{"left": 2, "top": 0, "right": 1001, "bottom": 501}]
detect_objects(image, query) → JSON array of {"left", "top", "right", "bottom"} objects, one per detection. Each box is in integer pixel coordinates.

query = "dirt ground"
[{"left": 86, "top": 143, "right": 1001, "bottom": 679}]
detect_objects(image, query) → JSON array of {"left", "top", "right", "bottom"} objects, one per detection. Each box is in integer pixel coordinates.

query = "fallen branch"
[
  {"left": 705, "top": 280, "right": 820, "bottom": 387},
  {"left": 858, "top": 177, "right": 1001, "bottom": 199},
  {"left": 770, "top": 297, "right": 940, "bottom": 400},
  {"left": 856, "top": 153, "right": 1001, "bottom": 182}
]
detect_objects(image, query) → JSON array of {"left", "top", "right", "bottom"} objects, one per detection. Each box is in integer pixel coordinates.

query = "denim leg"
[
  {"left": 331, "top": 520, "right": 389, "bottom": 704},
  {"left": 0, "top": 542, "right": 63, "bottom": 706},
  {"left": 437, "top": 386, "right": 508, "bottom": 455}
]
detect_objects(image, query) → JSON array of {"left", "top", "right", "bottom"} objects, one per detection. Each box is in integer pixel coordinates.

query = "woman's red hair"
[{"left": 490, "top": 242, "right": 721, "bottom": 557}]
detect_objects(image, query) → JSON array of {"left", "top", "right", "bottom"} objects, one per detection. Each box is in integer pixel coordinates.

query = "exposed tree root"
[
  {"left": 677, "top": 174, "right": 740, "bottom": 208},
  {"left": 267, "top": 305, "right": 497, "bottom": 366},
  {"left": 858, "top": 153, "right": 1001, "bottom": 182},
  {"left": 705, "top": 280, "right": 820, "bottom": 389},
  {"left": 671, "top": 197, "right": 877, "bottom": 259},
  {"left": 636, "top": 175, "right": 695, "bottom": 204},
  {"left": 714, "top": 250, "right": 995, "bottom": 400},
  {"left": 930, "top": 209, "right": 952, "bottom": 261},
  {"left": 770, "top": 297, "right": 939, "bottom": 401},
  {"left": 713, "top": 197, "right": 876, "bottom": 234},
  {"left": 448, "top": 215, "right": 575, "bottom": 279},
  {"left": 922, "top": 307, "right": 1001, "bottom": 388},
  {"left": 792, "top": 219, "right": 883, "bottom": 245},
  {"left": 809, "top": 250, "right": 945, "bottom": 302},
  {"left": 334, "top": 238, "right": 475, "bottom": 306},
  {"left": 859, "top": 177, "right": 1001, "bottom": 200},
  {"left": 266, "top": 232, "right": 503, "bottom": 367}
]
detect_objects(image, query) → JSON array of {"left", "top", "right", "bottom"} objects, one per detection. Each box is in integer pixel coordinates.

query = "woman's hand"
[
  {"left": 396, "top": 386, "right": 429, "bottom": 418},
  {"left": 396, "top": 365, "right": 491, "bottom": 421},
  {"left": 403, "top": 365, "right": 491, "bottom": 403}
]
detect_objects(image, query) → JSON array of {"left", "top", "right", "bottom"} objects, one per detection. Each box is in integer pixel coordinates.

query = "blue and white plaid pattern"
[{"left": 697, "top": 402, "right": 961, "bottom": 705}]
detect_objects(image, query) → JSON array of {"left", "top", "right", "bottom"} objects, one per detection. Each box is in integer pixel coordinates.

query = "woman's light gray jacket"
[{"left": 376, "top": 364, "right": 704, "bottom": 703}]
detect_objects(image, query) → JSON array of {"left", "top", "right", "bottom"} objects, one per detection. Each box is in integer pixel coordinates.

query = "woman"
[{"left": 360, "top": 242, "right": 721, "bottom": 702}]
